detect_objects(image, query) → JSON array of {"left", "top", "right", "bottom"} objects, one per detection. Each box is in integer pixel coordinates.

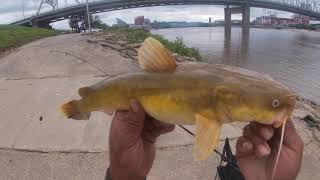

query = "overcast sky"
[{"left": 0, "top": 0, "right": 293, "bottom": 29}]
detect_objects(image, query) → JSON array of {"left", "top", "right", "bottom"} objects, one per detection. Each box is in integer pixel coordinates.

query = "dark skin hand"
[
  {"left": 109, "top": 100, "right": 175, "bottom": 180},
  {"left": 236, "top": 120, "right": 304, "bottom": 180}
]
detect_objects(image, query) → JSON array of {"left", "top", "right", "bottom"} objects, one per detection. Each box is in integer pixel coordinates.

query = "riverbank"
[
  {"left": 0, "top": 32, "right": 320, "bottom": 179},
  {"left": 86, "top": 28, "right": 202, "bottom": 62},
  {"left": 104, "top": 28, "right": 202, "bottom": 61},
  {"left": 0, "top": 25, "right": 61, "bottom": 57}
]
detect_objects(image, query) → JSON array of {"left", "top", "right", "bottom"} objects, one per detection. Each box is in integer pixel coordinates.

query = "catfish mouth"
[
  {"left": 272, "top": 109, "right": 288, "bottom": 128},
  {"left": 259, "top": 109, "right": 288, "bottom": 128}
]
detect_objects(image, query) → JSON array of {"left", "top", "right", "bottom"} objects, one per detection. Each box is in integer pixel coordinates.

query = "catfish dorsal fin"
[
  {"left": 78, "top": 87, "right": 93, "bottom": 98},
  {"left": 138, "top": 37, "right": 177, "bottom": 73}
]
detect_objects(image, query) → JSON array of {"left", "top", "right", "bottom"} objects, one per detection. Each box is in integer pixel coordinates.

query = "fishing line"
[
  {"left": 178, "top": 125, "right": 223, "bottom": 156},
  {"left": 178, "top": 125, "right": 227, "bottom": 161},
  {"left": 272, "top": 121, "right": 286, "bottom": 180},
  {"left": 178, "top": 125, "right": 242, "bottom": 172}
]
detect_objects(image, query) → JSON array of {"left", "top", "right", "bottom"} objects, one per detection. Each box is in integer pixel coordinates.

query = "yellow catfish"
[{"left": 60, "top": 37, "right": 296, "bottom": 164}]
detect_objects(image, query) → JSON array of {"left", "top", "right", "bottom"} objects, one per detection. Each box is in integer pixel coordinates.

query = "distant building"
[
  {"left": 116, "top": 18, "right": 129, "bottom": 27},
  {"left": 145, "top": 18, "right": 151, "bottom": 25},
  {"left": 292, "top": 14, "right": 310, "bottom": 24},
  {"left": 254, "top": 15, "right": 295, "bottom": 25},
  {"left": 255, "top": 14, "right": 310, "bottom": 25},
  {"left": 135, "top": 16, "right": 145, "bottom": 26},
  {"left": 209, "top": 18, "right": 212, "bottom": 24}
]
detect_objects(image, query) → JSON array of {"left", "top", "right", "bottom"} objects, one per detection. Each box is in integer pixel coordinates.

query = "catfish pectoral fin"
[{"left": 193, "top": 113, "right": 222, "bottom": 161}]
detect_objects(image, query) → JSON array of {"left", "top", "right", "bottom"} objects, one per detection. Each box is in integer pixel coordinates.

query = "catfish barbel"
[{"left": 60, "top": 37, "right": 296, "bottom": 179}]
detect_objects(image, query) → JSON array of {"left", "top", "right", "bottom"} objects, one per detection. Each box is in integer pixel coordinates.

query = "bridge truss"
[
  {"left": 35, "top": 0, "right": 320, "bottom": 14},
  {"left": 13, "top": 0, "right": 320, "bottom": 26}
]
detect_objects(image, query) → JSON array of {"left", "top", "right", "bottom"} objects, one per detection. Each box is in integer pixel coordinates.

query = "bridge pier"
[
  {"left": 224, "top": 5, "right": 250, "bottom": 35},
  {"left": 31, "top": 20, "right": 52, "bottom": 29},
  {"left": 242, "top": 5, "right": 250, "bottom": 34}
]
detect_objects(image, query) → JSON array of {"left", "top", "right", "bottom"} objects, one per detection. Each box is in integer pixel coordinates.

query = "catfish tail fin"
[{"left": 60, "top": 100, "right": 91, "bottom": 120}]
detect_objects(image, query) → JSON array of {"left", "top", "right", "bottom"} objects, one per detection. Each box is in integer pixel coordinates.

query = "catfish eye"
[{"left": 272, "top": 99, "right": 280, "bottom": 107}]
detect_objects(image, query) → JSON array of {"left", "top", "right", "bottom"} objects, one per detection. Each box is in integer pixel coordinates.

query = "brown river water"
[{"left": 152, "top": 27, "right": 320, "bottom": 104}]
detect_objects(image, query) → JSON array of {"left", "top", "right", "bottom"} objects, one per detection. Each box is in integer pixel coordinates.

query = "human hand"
[
  {"left": 109, "top": 99, "right": 175, "bottom": 180},
  {"left": 236, "top": 120, "right": 303, "bottom": 180}
]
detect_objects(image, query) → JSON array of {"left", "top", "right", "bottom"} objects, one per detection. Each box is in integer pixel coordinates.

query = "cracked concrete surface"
[{"left": 0, "top": 33, "right": 320, "bottom": 180}]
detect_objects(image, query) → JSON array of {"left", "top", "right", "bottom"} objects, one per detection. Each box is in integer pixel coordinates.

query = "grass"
[
  {"left": 108, "top": 27, "right": 202, "bottom": 61},
  {"left": 0, "top": 25, "right": 61, "bottom": 51}
]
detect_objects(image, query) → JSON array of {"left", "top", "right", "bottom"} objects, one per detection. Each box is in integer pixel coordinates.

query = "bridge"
[{"left": 11, "top": 0, "right": 320, "bottom": 32}]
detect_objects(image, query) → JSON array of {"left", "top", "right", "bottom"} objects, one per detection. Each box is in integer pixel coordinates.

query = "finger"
[
  {"left": 236, "top": 136, "right": 253, "bottom": 158},
  {"left": 146, "top": 119, "right": 175, "bottom": 137},
  {"left": 243, "top": 124, "right": 271, "bottom": 157},
  {"left": 282, "top": 119, "right": 303, "bottom": 152},
  {"left": 125, "top": 99, "right": 145, "bottom": 129},
  {"left": 152, "top": 123, "right": 175, "bottom": 137},
  {"left": 112, "top": 99, "right": 146, "bottom": 137},
  {"left": 250, "top": 122, "right": 274, "bottom": 141},
  {"left": 142, "top": 124, "right": 175, "bottom": 144},
  {"left": 113, "top": 110, "right": 128, "bottom": 118},
  {"left": 152, "top": 119, "right": 175, "bottom": 129}
]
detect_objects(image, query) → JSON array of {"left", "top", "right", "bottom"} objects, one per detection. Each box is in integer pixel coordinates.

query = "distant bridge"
[{"left": 11, "top": 0, "right": 320, "bottom": 27}]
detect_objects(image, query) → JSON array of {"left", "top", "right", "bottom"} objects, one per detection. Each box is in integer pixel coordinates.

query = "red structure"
[
  {"left": 134, "top": 16, "right": 145, "bottom": 25},
  {"left": 293, "top": 14, "right": 310, "bottom": 24},
  {"left": 255, "top": 15, "right": 294, "bottom": 25},
  {"left": 255, "top": 14, "right": 309, "bottom": 25}
]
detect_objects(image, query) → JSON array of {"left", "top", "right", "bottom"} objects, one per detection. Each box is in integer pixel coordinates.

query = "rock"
[
  {"left": 171, "top": 53, "right": 178, "bottom": 57},
  {"left": 125, "top": 49, "right": 138, "bottom": 57},
  {"left": 313, "top": 110, "right": 320, "bottom": 119},
  {"left": 86, "top": 39, "right": 106, "bottom": 43},
  {"left": 115, "top": 40, "right": 127, "bottom": 45},
  {"left": 313, "top": 129, "right": 320, "bottom": 142},
  {"left": 310, "top": 101, "right": 318, "bottom": 108},
  {"left": 131, "top": 56, "right": 138, "bottom": 61},
  {"left": 303, "top": 115, "right": 319, "bottom": 128},
  {"left": 296, "top": 96, "right": 302, "bottom": 101},
  {"left": 100, "top": 42, "right": 126, "bottom": 51},
  {"left": 302, "top": 102, "right": 315, "bottom": 114},
  {"left": 292, "top": 108, "right": 312, "bottom": 120},
  {"left": 125, "top": 43, "right": 142, "bottom": 48},
  {"left": 190, "top": 57, "right": 197, "bottom": 61}
]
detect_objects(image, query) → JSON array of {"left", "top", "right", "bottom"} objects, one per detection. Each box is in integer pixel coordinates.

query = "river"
[{"left": 151, "top": 27, "right": 320, "bottom": 104}]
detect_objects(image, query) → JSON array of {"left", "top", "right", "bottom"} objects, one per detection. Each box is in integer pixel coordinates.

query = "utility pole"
[
  {"left": 22, "top": 0, "right": 25, "bottom": 18},
  {"left": 86, "top": 0, "right": 92, "bottom": 32}
]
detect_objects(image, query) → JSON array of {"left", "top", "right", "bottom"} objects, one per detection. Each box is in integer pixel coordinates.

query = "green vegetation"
[
  {"left": 0, "top": 25, "right": 60, "bottom": 51},
  {"left": 108, "top": 27, "right": 202, "bottom": 61}
]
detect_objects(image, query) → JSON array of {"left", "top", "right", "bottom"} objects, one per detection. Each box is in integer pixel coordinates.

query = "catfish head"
[{"left": 215, "top": 76, "right": 296, "bottom": 127}]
